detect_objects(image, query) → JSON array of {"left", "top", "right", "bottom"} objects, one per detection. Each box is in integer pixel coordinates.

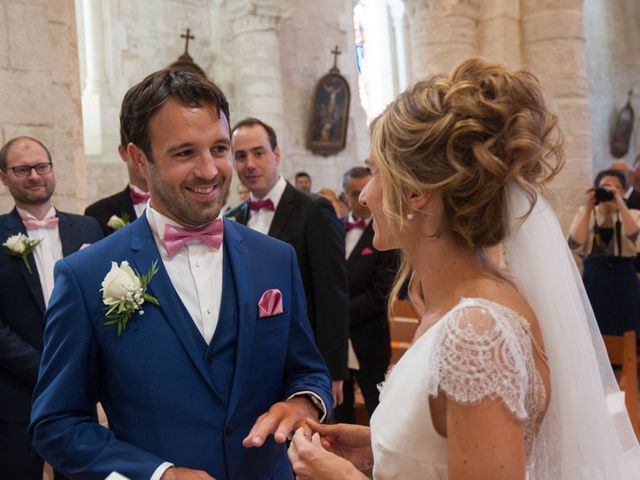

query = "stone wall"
[{"left": 0, "top": 0, "right": 85, "bottom": 213}]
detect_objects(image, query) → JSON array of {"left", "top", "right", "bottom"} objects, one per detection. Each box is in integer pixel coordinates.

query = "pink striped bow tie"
[
  {"left": 163, "top": 219, "right": 224, "bottom": 257},
  {"left": 130, "top": 189, "right": 150, "bottom": 205},
  {"left": 346, "top": 219, "right": 366, "bottom": 231},
  {"left": 21, "top": 215, "right": 59, "bottom": 230},
  {"left": 248, "top": 198, "right": 275, "bottom": 211}
]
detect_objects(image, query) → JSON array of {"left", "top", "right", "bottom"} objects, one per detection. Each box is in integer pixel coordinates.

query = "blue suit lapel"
[
  {"left": 4, "top": 209, "right": 45, "bottom": 312},
  {"left": 223, "top": 219, "right": 256, "bottom": 418},
  {"left": 128, "top": 216, "right": 217, "bottom": 394}
]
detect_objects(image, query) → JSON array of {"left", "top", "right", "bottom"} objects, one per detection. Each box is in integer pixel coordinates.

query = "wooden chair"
[
  {"left": 389, "top": 300, "right": 419, "bottom": 364},
  {"left": 603, "top": 331, "right": 640, "bottom": 438}
]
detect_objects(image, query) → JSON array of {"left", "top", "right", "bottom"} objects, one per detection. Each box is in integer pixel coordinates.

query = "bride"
[{"left": 288, "top": 58, "right": 640, "bottom": 479}]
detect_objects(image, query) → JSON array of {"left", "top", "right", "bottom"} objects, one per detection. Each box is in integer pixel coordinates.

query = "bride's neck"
[{"left": 410, "top": 235, "right": 485, "bottom": 313}]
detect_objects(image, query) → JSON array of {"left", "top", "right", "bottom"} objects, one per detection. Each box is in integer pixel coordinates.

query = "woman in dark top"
[{"left": 568, "top": 168, "right": 640, "bottom": 335}]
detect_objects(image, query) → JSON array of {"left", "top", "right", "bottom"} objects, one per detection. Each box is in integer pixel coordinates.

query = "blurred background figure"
[
  {"left": 318, "top": 187, "right": 349, "bottom": 217},
  {"left": 294, "top": 171, "right": 312, "bottom": 192},
  {"left": 568, "top": 168, "right": 640, "bottom": 336},
  {"left": 236, "top": 182, "right": 250, "bottom": 202}
]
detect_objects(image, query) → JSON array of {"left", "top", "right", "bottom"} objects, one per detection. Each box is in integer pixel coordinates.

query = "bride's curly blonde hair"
[{"left": 371, "top": 58, "right": 564, "bottom": 308}]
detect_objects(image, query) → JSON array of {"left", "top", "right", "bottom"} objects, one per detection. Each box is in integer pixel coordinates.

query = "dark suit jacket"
[
  {"left": 0, "top": 208, "right": 103, "bottom": 423},
  {"left": 344, "top": 221, "right": 396, "bottom": 363},
  {"left": 84, "top": 185, "right": 137, "bottom": 236},
  {"left": 29, "top": 217, "right": 331, "bottom": 479},
  {"left": 226, "top": 182, "right": 349, "bottom": 380},
  {"left": 627, "top": 189, "right": 640, "bottom": 210}
]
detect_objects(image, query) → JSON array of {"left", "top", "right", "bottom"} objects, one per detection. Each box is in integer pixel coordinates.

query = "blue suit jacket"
[
  {"left": 0, "top": 208, "right": 103, "bottom": 423},
  {"left": 29, "top": 216, "right": 332, "bottom": 480}
]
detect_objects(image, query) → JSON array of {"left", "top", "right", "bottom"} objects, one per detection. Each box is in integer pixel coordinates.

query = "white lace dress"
[{"left": 369, "top": 297, "right": 548, "bottom": 479}]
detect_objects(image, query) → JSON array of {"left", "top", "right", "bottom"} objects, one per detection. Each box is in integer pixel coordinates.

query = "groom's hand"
[
  {"left": 160, "top": 467, "right": 214, "bottom": 479},
  {"left": 242, "top": 396, "right": 318, "bottom": 448}
]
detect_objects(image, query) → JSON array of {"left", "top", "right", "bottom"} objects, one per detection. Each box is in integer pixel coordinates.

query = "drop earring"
[{"left": 406, "top": 213, "right": 415, "bottom": 220}]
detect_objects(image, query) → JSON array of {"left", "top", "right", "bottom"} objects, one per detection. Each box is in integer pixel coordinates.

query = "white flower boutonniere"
[
  {"left": 101, "top": 260, "right": 160, "bottom": 335},
  {"left": 3, "top": 233, "right": 41, "bottom": 273},
  {"left": 107, "top": 213, "right": 131, "bottom": 230}
]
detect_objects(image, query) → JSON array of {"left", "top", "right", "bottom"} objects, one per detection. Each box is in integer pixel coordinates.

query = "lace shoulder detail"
[{"left": 425, "top": 298, "right": 535, "bottom": 420}]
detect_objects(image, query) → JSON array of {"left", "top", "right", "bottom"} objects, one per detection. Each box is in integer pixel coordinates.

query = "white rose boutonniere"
[
  {"left": 101, "top": 260, "right": 160, "bottom": 335},
  {"left": 3, "top": 233, "right": 41, "bottom": 273},
  {"left": 107, "top": 213, "right": 131, "bottom": 231}
]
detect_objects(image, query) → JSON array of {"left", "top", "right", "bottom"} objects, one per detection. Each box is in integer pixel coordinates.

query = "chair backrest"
[
  {"left": 389, "top": 300, "right": 419, "bottom": 364},
  {"left": 603, "top": 331, "right": 639, "bottom": 439}
]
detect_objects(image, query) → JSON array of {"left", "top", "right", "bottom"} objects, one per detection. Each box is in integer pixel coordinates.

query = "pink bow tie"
[
  {"left": 346, "top": 219, "right": 366, "bottom": 231},
  {"left": 130, "top": 189, "right": 150, "bottom": 205},
  {"left": 20, "top": 215, "right": 59, "bottom": 230},
  {"left": 163, "top": 219, "right": 224, "bottom": 257},
  {"left": 248, "top": 198, "right": 275, "bottom": 211}
]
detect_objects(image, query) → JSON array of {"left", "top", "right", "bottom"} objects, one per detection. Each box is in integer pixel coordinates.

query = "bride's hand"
[
  {"left": 305, "top": 418, "right": 373, "bottom": 470},
  {"left": 288, "top": 428, "right": 367, "bottom": 480}
]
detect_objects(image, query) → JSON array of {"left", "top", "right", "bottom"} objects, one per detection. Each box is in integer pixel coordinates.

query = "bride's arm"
[{"left": 446, "top": 396, "right": 526, "bottom": 480}]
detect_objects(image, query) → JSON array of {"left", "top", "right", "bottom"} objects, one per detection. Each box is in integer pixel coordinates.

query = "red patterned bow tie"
[
  {"left": 346, "top": 219, "right": 367, "bottom": 231},
  {"left": 130, "top": 189, "right": 150, "bottom": 205},
  {"left": 163, "top": 219, "right": 224, "bottom": 257},
  {"left": 248, "top": 198, "right": 275, "bottom": 211},
  {"left": 20, "top": 215, "right": 59, "bottom": 231}
]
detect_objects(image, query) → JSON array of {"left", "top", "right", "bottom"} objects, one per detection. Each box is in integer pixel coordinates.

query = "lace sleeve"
[{"left": 425, "top": 304, "right": 530, "bottom": 420}]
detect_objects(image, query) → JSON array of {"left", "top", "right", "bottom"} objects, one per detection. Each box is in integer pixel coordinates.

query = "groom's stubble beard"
[{"left": 147, "top": 160, "right": 231, "bottom": 228}]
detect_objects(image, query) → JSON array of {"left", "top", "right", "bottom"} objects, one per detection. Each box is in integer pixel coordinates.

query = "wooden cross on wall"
[
  {"left": 181, "top": 28, "right": 195, "bottom": 54},
  {"left": 331, "top": 45, "right": 342, "bottom": 71}
]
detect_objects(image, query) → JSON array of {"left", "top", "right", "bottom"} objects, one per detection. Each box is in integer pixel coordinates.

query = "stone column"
[
  {"left": 522, "top": 0, "right": 592, "bottom": 228},
  {"left": 80, "top": 0, "right": 114, "bottom": 156},
  {"left": 387, "top": 0, "right": 408, "bottom": 92},
  {"left": 477, "top": 0, "right": 520, "bottom": 67},
  {"left": 229, "top": 1, "right": 288, "bottom": 137},
  {"left": 0, "top": 0, "right": 86, "bottom": 212},
  {"left": 404, "top": 0, "right": 479, "bottom": 81}
]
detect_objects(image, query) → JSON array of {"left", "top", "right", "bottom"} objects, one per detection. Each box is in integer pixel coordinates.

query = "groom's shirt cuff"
[
  {"left": 287, "top": 391, "right": 327, "bottom": 422},
  {"left": 150, "top": 462, "right": 174, "bottom": 480}
]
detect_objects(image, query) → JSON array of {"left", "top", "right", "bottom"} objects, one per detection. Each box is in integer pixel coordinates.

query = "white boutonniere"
[
  {"left": 101, "top": 260, "right": 160, "bottom": 335},
  {"left": 107, "top": 213, "right": 131, "bottom": 230},
  {"left": 3, "top": 233, "right": 41, "bottom": 273}
]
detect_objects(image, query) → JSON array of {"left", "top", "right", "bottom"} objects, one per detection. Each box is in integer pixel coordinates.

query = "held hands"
[
  {"left": 302, "top": 419, "right": 373, "bottom": 469},
  {"left": 287, "top": 427, "right": 368, "bottom": 480},
  {"left": 242, "top": 396, "right": 318, "bottom": 448}
]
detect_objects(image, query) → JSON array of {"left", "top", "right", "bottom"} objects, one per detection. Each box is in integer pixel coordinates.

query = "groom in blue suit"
[{"left": 30, "top": 69, "right": 332, "bottom": 480}]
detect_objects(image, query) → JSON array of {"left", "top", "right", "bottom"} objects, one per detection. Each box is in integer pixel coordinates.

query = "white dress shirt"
[
  {"left": 247, "top": 176, "right": 287, "bottom": 234},
  {"left": 146, "top": 206, "right": 224, "bottom": 344},
  {"left": 345, "top": 213, "right": 371, "bottom": 259},
  {"left": 18, "top": 207, "right": 62, "bottom": 308},
  {"left": 130, "top": 184, "right": 148, "bottom": 219}
]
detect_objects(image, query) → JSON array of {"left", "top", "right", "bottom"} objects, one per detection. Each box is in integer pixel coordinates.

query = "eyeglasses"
[{"left": 6, "top": 163, "right": 53, "bottom": 177}]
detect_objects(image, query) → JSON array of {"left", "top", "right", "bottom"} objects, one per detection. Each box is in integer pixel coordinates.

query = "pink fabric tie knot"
[
  {"left": 130, "top": 189, "right": 150, "bottom": 205},
  {"left": 163, "top": 219, "right": 224, "bottom": 257},
  {"left": 20, "top": 215, "right": 59, "bottom": 231},
  {"left": 346, "top": 219, "right": 366, "bottom": 231},
  {"left": 248, "top": 198, "right": 275, "bottom": 211}
]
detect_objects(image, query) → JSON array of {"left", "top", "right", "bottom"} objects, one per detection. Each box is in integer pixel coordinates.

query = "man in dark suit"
[
  {"left": 333, "top": 166, "right": 396, "bottom": 423},
  {"left": 226, "top": 118, "right": 349, "bottom": 407},
  {"left": 0, "top": 136, "right": 103, "bottom": 479},
  {"left": 84, "top": 136, "right": 150, "bottom": 236},
  {"left": 29, "top": 70, "right": 331, "bottom": 480}
]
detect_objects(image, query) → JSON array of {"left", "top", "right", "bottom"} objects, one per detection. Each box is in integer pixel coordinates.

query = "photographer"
[{"left": 568, "top": 169, "right": 640, "bottom": 336}]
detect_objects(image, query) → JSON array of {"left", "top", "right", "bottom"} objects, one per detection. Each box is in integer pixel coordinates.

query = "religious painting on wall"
[{"left": 307, "top": 47, "right": 351, "bottom": 156}]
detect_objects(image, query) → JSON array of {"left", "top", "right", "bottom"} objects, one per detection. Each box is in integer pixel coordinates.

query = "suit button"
[{"left": 225, "top": 425, "right": 234, "bottom": 437}]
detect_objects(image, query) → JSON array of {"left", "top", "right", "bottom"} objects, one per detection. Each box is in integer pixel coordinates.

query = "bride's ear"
[{"left": 407, "top": 191, "right": 431, "bottom": 212}]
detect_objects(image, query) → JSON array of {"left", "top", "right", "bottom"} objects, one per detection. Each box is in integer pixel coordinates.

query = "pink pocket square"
[
  {"left": 258, "top": 288, "right": 283, "bottom": 318},
  {"left": 79, "top": 243, "right": 91, "bottom": 250},
  {"left": 360, "top": 247, "right": 374, "bottom": 255}
]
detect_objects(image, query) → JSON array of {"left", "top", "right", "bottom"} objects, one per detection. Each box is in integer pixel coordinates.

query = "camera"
[{"left": 594, "top": 187, "right": 614, "bottom": 204}]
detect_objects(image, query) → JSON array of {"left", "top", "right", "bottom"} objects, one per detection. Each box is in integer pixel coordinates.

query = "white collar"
[{"left": 249, "top": 176, "right": 287, "bottom": 210}]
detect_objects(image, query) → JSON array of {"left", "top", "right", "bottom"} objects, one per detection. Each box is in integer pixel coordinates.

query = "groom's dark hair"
[{"left": 120, "top": 68, "right": 230, "bottom": 163}]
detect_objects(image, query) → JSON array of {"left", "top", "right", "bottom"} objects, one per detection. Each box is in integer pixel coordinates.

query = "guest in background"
[
  {"left": 568, "top": 168, "right": 640, "bottom": 336},
  {"left": 333, "top": 166, "right": 397, "bottom": 424},
  {"left": 0, "top": 136, "right": 102, "bottom": 479},
  {"left": 237, "top": 182, "right": 250, "bottom": 202},
  {"left": 295, "top": 171, "right": 312, "bottom": 192},
  {"left": 84, "top": 135, "right": 149, "bottom": 236},
  {"left": 227, "top": 117, "right": 349, "bottom": 408},
  {"left": 318, "top": 187, "right": 349, "bottom": 217}
]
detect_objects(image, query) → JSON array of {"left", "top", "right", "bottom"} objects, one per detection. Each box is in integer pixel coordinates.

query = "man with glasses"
[{"left": 0, "top": 136, "right": 102, "bottom": 479}]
